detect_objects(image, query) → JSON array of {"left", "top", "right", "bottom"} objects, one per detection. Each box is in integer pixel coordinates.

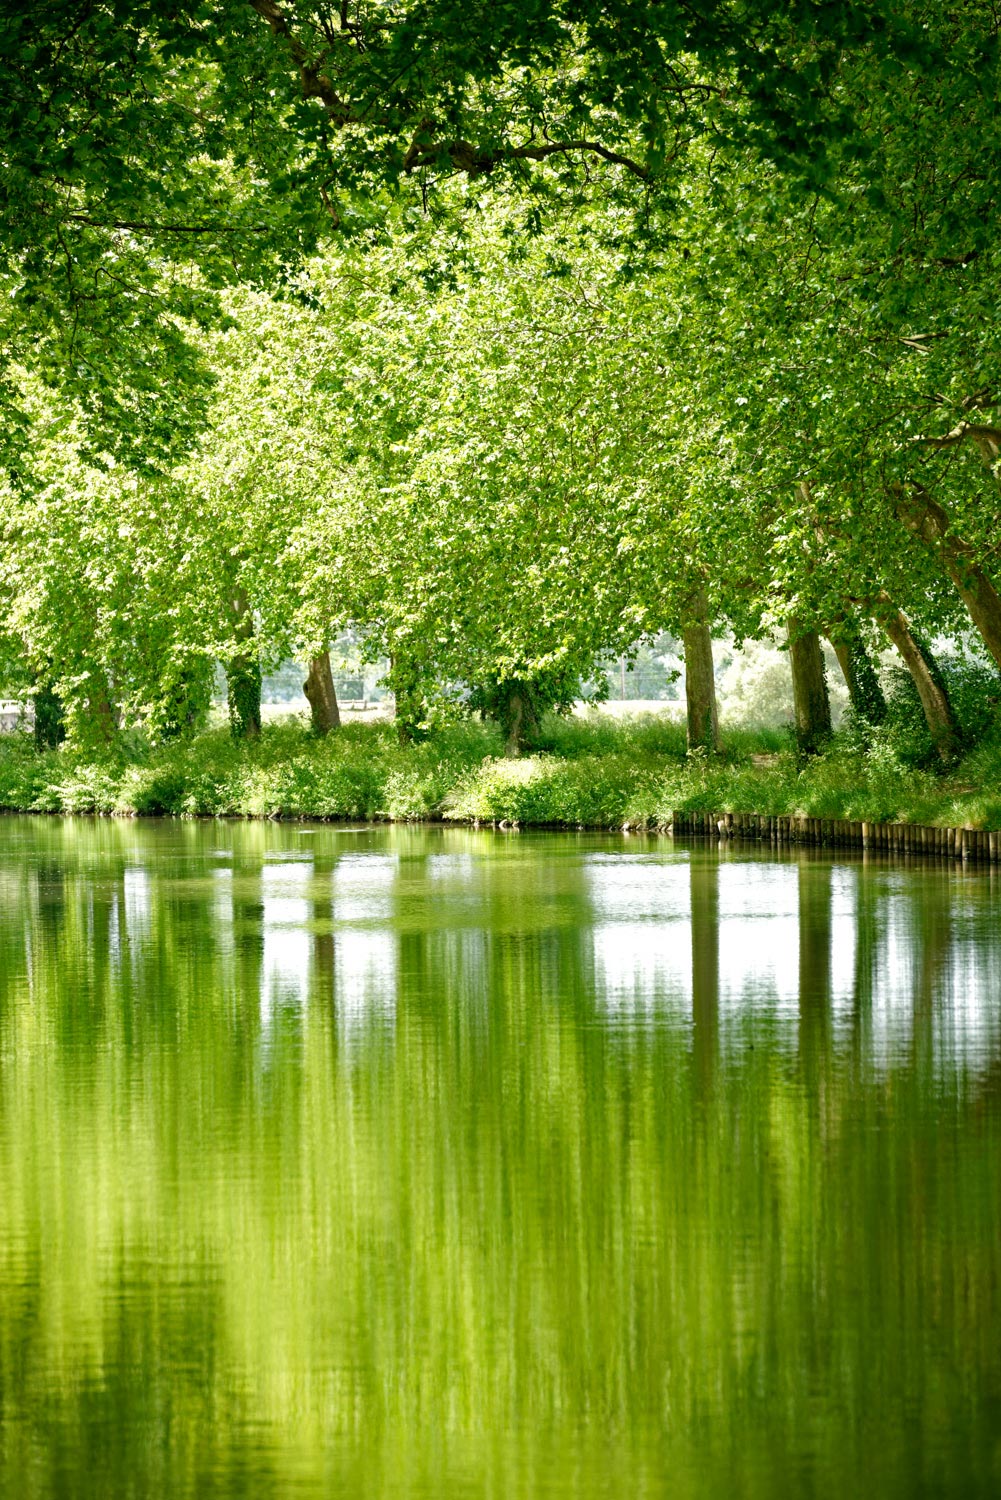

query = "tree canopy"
[{"left": 2, "top": 0, "right": 1001, "bottom": 756}]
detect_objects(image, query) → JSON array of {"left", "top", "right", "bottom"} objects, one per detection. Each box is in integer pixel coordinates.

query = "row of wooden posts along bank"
[{"left": 671, "top": 809, "right": 1001, "bottom": 862}]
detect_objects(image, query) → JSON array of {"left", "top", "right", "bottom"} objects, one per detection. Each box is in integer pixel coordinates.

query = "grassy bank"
[{"left": 2, "top": 711, "right": 1001, "bottom": 830}]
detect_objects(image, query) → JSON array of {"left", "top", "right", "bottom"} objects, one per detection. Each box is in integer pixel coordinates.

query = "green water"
[{"left": 0, "top": 818, "right": 999, "bottom": 1498}]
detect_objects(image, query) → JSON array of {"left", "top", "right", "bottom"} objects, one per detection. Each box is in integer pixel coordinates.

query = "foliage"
[
  {"left": 3, "top": 714, "right": 1001, "bottom": 831},
  {"left": 865, "top": 652, "right": 1001, "bottom": 768},
  {"left": 3, "top": 3, "right": 1001, "bottom": 776},
  {"left": 0, "top": 0, "right": 936, "bottom": 469}
]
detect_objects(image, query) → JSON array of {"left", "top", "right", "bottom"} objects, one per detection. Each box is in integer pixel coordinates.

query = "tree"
[{"left": 0, "top": 0, "right": 941, "bottom": 463}]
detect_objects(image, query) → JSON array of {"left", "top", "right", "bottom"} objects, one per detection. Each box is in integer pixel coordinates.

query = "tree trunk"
[
  {"left": 227, "top": 658, "right": 262, "bottom": 740},
  {"left": 827, "top": 621, "right": 887, "bottom": 724},
  {"left": 895, "top": 487, "right": 1001, "bottom": 673},
  {"left": 788, "top": 623, "right": 832, "bottom": 754},
  {"left": 160, "top": 658, "right": 213, "bottom": 739},
  {"left": 390, "top": 656, "right": 426, "bottom": 745},
  {"left": 226, "top": 586, "right": 261, "bottom": 740},
  {"left": 503, "top": 689, "right": 527, "bottom": 758},
  {"left": 878, "top": 603, "right": 960, "bottom": 762},
  {"left": 303, "top": 650, "right": 341, "bottom": 735},
  {"left": 682, "top": 589, "right": 721, "bottom": 753},
  {"left": 32, "top": 681, "right": 66, "bottom": 750},
  {"left": 74, "top": 667, "right": 117, "bottom": 748}
]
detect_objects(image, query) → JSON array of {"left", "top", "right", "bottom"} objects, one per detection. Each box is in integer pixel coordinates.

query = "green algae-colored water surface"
[{"left": 0, "top": 817, "right": 999, "bottom": 1498}]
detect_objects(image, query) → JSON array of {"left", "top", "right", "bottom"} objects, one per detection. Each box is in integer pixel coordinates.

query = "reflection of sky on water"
[
  {"left": 828, "top": 868, "right": 858, "bottom": 1020},
  {"left": 332, "top": 930, "right": 396, "bottom": 1036},
  {"left": 592, "top": 923, "right": 689, "bottom": 1017},
  {"left": 261, "top": 861, "right": 311, "bottom": 1026},
  {"left": 123, "top": 867, "right": 151, "bottom": 933},
  {"left": 333, "top": 853, "right": 397, "bottom": 923},
  {"left": 588, "top": 857, "right": 690, "bottom": 1016},
  {"left": 868, "top": 877, "right": 1001, "bottom": 1069},
  {"left": 585, "top": 853, "right": 1000, "bottom": 1072},
  {"left": 716, "top": 864, "right": 799, "bottom": 1018},
  {"left": 98, "top": 840, "right": 1001, "bottom": 1074},
  {"left": 215, "top": 852, "right": 402, "bottom": 1034},
  {"left": 331, "top": 855, "right": 397, "bottom": 1036},
  {"left": 109, "top": 866, "right": 151, "bottom": 975},
  {"left": 425, "top": 852, "right": 476, "bottom": 883}
]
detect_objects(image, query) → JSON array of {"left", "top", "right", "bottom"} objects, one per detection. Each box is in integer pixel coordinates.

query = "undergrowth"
[{"left": 1, "top": 709, "right": 1000, "bottom": 828}]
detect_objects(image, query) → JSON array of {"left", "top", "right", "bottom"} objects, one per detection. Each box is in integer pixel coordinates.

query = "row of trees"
[{"left": 1, "top": 2, "right": 1000, "bottom": 758}]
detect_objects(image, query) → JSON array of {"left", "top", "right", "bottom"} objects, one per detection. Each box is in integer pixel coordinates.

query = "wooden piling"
[{"left": 669, "top": 809, "right": 998, "bottom": 864}]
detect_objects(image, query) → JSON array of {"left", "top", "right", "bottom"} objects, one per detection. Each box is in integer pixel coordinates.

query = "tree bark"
[
  {"left": 160, "top": 658, "right": 212, "bottom": 739},
  {"left": 682, "top": 589, "right": 721, "bottom": 753},
  {"left": 303, "top": 650, "right": 341, "bottom": 735},
  {"left": 226, "top": 586, "right": 261, "bottom": 740},
  {"left": 788, "top": 623, "right": 832, "bottom": 754},
  {"left": 32, "top": 681, "right": 66, "bottom": 750},
  {"left": 827, "top": 620, "right": 887, "bottom": 724},
  {"left": 503, "top": 689, "right": 527, "bottom": 758},
  {"left": 878, "top": 603, "right": 960, "bottom": 762},
  {"left": 895, "top": 487, "right": 1001, "bottom": 673}
]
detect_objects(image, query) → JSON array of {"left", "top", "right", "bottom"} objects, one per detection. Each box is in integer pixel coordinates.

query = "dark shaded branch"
[
  {"left": 252, "top": 3, "right": 650, "bottom": 180},
  {"left": 65, "top": 215, "right": 269, "bottom": 235},
  {"left": 249, "top": 0, "right": 357, "bottom": 123},
  {"left": 404, "top": 135, "right": 650, "bottom": 179}
]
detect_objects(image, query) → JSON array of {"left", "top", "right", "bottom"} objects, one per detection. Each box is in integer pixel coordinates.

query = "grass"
[{"left": 1, "top": 709, "right": 1000, "bottom": 829}]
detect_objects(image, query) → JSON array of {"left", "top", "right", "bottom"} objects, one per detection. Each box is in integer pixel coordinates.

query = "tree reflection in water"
[{"left": 0, "top": 820, "right": 998, "bottom": 1499}]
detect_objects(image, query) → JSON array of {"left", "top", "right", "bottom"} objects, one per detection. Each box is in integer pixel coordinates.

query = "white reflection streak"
[
  {"left": 592, "top": 922, "right": 690, "bottom": 1012},
  {"left": 108, "top": 886, "right": 121, "bottom": 969},
  {"left": 332, "top": 855, "right": 398, "bottom": 1037},
  {"left": 870, "top": 895, "right": 920, "bottom": 1065},
  {"left": 718, "top": 865, "right": 799, "bottom": 1016},
  {"left": 586, "top": 856, "right": 690, "bottom": 922},
  {"left": 936, "top": 939, "right": 1001, "bottom": 1066},
  {"left": 586, "top": 859, "right": 857, "bottom": 1030},
  {"left": 260, "top": 861, "right": 311, "bottom": 1027},
  {"left": 123, "top": 867, "right": 151, "bottom": 938},
  {"left": 332, "top": 853, "right": 396, "bottom": 922},
  {"left": 426, "top": 852, "right": 476, "bottom": 882},
  {"left": 121, "top": 866, "right": 152, "bottom": 978},
  {"left": 868, "top": 885, "right": 1001, "bottom": 1069},
  {"left": 212, "top": 867, "right": 234, "bottom": 965},
  {"left": 333, "top": 930, "right": 397, "bottom": 1037},
  {"left": 829, "top": 868, "right": 858, "bottom": 1019},
  {"left": 587, "top": 858, "right": 690, "bottom": 1012}
]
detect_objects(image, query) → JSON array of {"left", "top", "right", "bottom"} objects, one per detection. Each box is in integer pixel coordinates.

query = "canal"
[{"left": 0, "top": 819, "right": 998, "bottom": 1497}]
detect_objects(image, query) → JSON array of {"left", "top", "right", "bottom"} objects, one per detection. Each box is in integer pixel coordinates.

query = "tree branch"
[
  {"left": 66, "top": 214, "right": 268, "bottom": 235},
  {"left": 251, "top": 5, "right": 650, "bottom": 180},
  {"left": 912, "top": 420, "right": 1001, "bottom": 450},
  {"left": 404, "top": 135, "right": 649, "bottom": 179},
  {"left": 249, "top": 0, "right": 357, "bottom": 124}
]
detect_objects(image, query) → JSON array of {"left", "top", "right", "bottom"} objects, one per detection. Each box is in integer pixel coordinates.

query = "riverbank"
[{"left": 3, "top": 714, "right": 1001, "bottom": 831}]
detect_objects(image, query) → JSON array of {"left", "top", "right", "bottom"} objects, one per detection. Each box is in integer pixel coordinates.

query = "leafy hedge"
[{"left": 1, "top": 711, "right": 1000, "bottom": 829}]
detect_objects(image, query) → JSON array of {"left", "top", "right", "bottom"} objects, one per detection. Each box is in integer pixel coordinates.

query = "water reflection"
[{"left": 0, "top": 820, "right": 998, "bottom": 1498}]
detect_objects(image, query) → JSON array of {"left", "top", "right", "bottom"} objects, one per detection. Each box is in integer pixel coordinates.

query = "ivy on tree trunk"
[
  {"left": 827, "top": 620, "right": 887, "bottom": 726},
  {"left": 227, "top": 587, "right": 261, "bottom": 740}
]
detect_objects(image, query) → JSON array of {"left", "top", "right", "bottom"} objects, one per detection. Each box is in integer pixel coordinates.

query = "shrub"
[
  {"left": 0, "top": 704, "right": 999, "bottom": 830},
  {"left": 877, "top": 652, "right": 1001, "bottom": 767}
]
